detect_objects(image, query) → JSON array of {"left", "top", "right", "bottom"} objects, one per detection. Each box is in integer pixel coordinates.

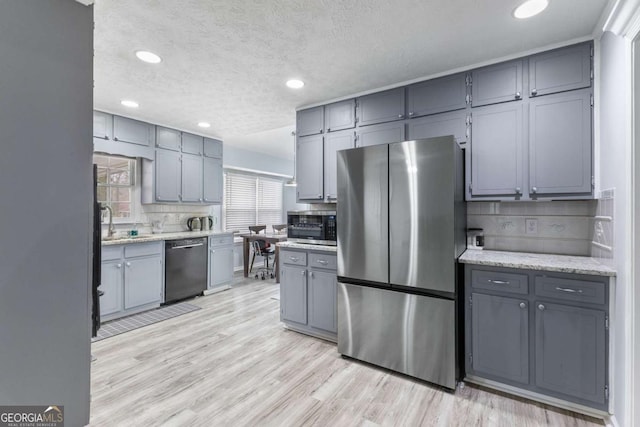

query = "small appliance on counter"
[
  {"left": 286, "top": 210, "right": 337, "bottom": 245},
  {"left": 187, "top": 216, "right": 201, "bottom": 231},
  {"left": 151, "top": 216, "right": 166, "bottom": 234},
  {"left": 200, "top": 216, "right": 213, "bottom": 231},
  {"left": 466, "top": 228, "right": 485, "bottom": 250}
]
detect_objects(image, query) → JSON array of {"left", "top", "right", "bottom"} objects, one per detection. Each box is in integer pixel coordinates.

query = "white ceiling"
[{"left": 94, "top": 0, "right": 610, "bottom": 159}]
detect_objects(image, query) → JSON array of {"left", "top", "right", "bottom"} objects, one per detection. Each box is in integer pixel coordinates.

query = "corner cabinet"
[
  {"left": 279, "top": 248, "right": 337, "bottom": 342},
  {"left": 464, "top": 265, "right": 610, "bottom": 412}
]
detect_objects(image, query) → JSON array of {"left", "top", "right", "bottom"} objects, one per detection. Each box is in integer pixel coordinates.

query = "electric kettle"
[
  {"left": 200, "top": 216, "right": 213, "bottom": 231},
  {"left": 187, "top": 217, "right": 202, "bottom": 231}
]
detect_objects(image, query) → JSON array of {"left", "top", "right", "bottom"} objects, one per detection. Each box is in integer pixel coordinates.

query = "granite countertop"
[
  {"left": 459, "top": 249, "right": 616, "bottom": 277},
  {"left": 277, "top": 241, "right": 337, "bottom": 253},
  {"left": 102, "top": 230, "right": 233, "bottom": 246}
]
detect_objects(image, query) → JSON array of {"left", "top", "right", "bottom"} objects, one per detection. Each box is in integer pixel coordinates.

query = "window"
[
  {"left": 223, "top": 171, "right": 284, "bottom": 232},
  {"left": 94, "top": 154, "right": 136, "bottom": 220}
]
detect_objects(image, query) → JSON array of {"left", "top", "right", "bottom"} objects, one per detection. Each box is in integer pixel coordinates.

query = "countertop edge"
[
  {"left": 277, "top": 242, "right": 337, "bottom": 253},
  {"left": 101, "top": 231, "right": 234, "bottom": 246}
]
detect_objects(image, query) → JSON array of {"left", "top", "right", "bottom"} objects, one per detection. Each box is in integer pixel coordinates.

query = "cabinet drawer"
[
  {"left": 124, "top": 241, "right": 163, "bottom": 259},
  {"left": 309, "top": 252, "right": 337, "bottom": 271},
  {"left": 210, "top": 234, "right": 233, "bottom": 247},
  {"left": 534, "top": 275, "right": 605, "bottom": 305},
  {"left": 102, "top": 245, "right": 122, "bottom": 261},
  {"left": 281, "top": 250, "right": 307, "bottom": 266},
  {"left": 471, "top": 269, "right": 528, "bottom": 295}
]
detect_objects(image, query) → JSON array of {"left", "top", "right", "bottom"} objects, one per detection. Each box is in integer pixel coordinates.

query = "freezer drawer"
[{"left": 337, "top": 282, "right": 457, "bottom": 389}]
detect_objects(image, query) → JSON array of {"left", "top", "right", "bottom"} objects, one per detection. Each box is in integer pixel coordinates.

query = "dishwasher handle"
[{"left": 171, "top": 243, "right": 204, "bottom": 250}]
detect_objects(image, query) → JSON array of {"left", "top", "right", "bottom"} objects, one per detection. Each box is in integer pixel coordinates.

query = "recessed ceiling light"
[
  {"left": 286, "top": 79, "right": 305, "bottom": 89},
  {"left": 197, "top": 122, "right": 211, "bottom": 128},
  {"left": 135, "top": 50, "right": 162, "bottom": 64},
  {"left": 513, "top": 0, "right": 549, "bottom": 19},
  {"left": 120, "top": 100, "right": 139, "bottom": 108}
]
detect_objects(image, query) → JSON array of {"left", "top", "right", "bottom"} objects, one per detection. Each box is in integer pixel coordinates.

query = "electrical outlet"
[{"left": 525, "top": 218, "right": 538, "bottom": 235}]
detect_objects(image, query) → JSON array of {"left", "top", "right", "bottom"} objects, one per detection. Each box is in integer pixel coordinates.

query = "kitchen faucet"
[{"left": 101, "top": 204, "right": 115, "bottom": 238}]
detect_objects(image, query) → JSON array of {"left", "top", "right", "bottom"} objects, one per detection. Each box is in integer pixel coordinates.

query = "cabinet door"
[
  {"left": 472, "top": 60, "right": 523, "bottom": 107},
  {"left": 357, "top": 87, "right": 405, "bottom": 126},
  {"left": 181, "top": 153, "right": 203, "bottom": 202},
  {"left": 470, "top": 293, "right": 529, "bottom": 384},
  {"left": 535, "top": 302, "right": 606, "bottom": 406},
  {"left": 407, "top": 73, "right": 467, "bottom": 118},
  {"left": 308, "top": 270, "right": 337, "bottom": 333},
  {"left": 156, "top": 126, "right": 181, "bottom": 151},
  {"left": 280, "top": 265, "right": 307, "bottom": 325},
  {"left": 182, "top": 133, "right": 203, "bottom": 155},
  {"left": 296, "top": 134, "right": 324, "bottom": 201},
  {"left": 325, "top": 99, "right": 355, "bottom": 132},
  {"left": 529, "top": 43, "right": 592, "bottom": 97},
  {"left": 470, "top": 103, "right": 523, "bottom": 197},
  {"left": 155, "top": 149, "right": 181, "bottom": 202},
  {"left": 203, "top": 137, "right": 223, "bottom": 158},
  {"left": 356, "top": 120, "right": 405, "bottom": 148},
  {"left": 100, "top": 259, "right": 123, "bottom": 316},
  {"left": 210, "top": 246, "right": 234, "bottom": 288},
  {"left": 93, "top": 111, "right": 112, "bottom": 140},
  {"left": 203, "top": 157, "right": 223, "bottom": 204},
  {"left": 124, "top": 256, "right": 162, "bottom": 309},
  {"left": 407, "top": 110, "right": 468, "bottom": 145},
  {"left": 529, "top": 89, "right": 592, "bottom": 196},
  {"left": 297, "top": 106, "right": 324, "bottom": 137},
  {"left": 113, "top": 116, "right": 153, "bottom": 146},
  {"left": 324, "top": 130, "right": 355, "bottom": 200}
]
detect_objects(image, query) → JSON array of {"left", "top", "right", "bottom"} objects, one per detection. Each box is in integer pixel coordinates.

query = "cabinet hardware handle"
[
  {"left": 555, "top": 287, "right": 583, "bottom": 294},
  {"left": 519, "top": 302, "right": 526, "bottom": 309},
  {"left": 515, "top": 92, "right": 522, "bottom": 99},
  {"left": 126, "top": 262, "right": 131, "bottom": 267},
  {"left": 114, "top": 137, "right": 119, "bottom": 141},
  {"left": 105, "top": 135, "right": 109, "bottom": 139},
  {"left": 301, "top": 270, "right": 306, "bottom": 276},
  {"left": 310, "top": 272, "right": 314, "bottom": 278},
  {"left": 327, "top": 128, "right": 331, "bottom": 132},
  {"left": 199, "top": 198, "right": 203, "bottom": 202},
  {"left": 531, "top": 89, "right": 538, "bottom": 96},
  {"left": 538, "top": 304, "right": 545, "bottom": 311},
  {"left": 317, "top": 260, "right": 328, "bottom": 265},
  {"left": 317, "top": 195, "right": 322, "bottom": 199},
  {"left": 289, "top": 257, "right": 299, "bottom": 261},
  {"left": 408, "top": 112, "right": 414, "bottom": 117},
  {"left": 531, "top": 187, "right": 538, "bottom": 194},
  {"left": 319, "top": 129, "right": 323, "bottom": 134},
  {"left": 515, "top": 187, "right": 521, "bottom": 194},
  {"left": 398, "top": 114, "right": 404, "bottom": 119},
  {"left": 116, "top": 263, "right": 122, "bottom": 269},
  {"left": 488, "top": 279, "right": 509, "bottom": 285}
]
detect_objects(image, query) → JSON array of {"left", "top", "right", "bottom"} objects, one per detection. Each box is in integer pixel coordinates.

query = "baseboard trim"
[{"left": 203, "top": 285, "right": 231, "bottom": 296}]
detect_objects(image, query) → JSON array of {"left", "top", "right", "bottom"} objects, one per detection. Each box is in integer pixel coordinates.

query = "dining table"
[{"left": 239, "top": 232, "right": 288, "bottom": 282}]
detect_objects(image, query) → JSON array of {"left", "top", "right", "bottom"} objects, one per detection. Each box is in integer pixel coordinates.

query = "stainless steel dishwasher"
[{"left": 164, "top": 237, "right": 207, "bottom": 304}]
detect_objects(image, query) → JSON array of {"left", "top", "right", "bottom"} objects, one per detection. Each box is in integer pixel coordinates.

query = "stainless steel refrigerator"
[{"left": 336, "top": 136, "right": 466, "bottom": 389}]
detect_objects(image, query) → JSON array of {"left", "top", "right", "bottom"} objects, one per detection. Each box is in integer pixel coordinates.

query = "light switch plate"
[{"left": 525, "top": 218, "right": 538, "bottom": 235}]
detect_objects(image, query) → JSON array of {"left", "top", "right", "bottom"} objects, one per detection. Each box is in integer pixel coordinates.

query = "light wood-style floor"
[{"left": 90, "top": 275, "right": 604, "bottom": 426}]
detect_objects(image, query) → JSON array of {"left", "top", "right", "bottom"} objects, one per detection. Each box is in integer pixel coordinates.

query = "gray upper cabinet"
[
  {"left": 324, "top": 130, "right": 355, "bottom": 200},
  {"left": 181, "top": 153, "right": 203, "bottom": 202},
  {"left": 356, "top": 120, "right": 405, "bottom": 148},
  {"left": 471, "top": 293, "right": 529, "bottom": 384},
  {"left": 203, "top": 157, "right": 223, "bottom": 204},
  {"left": 472, "top": 60, "right": 523, "bottom": 107},
  {"left": 535, "top": 301, "right": 606, "bottom": 406},
  {"left": 325, "top": 99, "right": 356, "bottom": 132},
  {"left": 296, "top": 134, "right": 324, "bottom": 201},
  {"left": 470, "top": 103, "right": 523, "bottom": 197},
  {"left": 297, "top": 106, "right": 324, "bottom": 137},
  {"left": 113, "top": 116, "right": 154, "bottom": 146},
  {"left": 93, "top": 111, "right": 112, "bottom": 140},
  {"left": 280, "top": 265, "right": 308, "bottom": 325},
  {"left": 407, "top": 110, "right": 468, "bottom": 145},
  {"left": 156, "top": 126, "right": 181, "bottom": 151},
  {"left": 203, "top": 137, "right": 223, "bottom": 158},
  {"left": 155, "top": 149, "right": 181, "bottom": 202},
  {"left": 357, "top": 87, "right": 405, "bottom": 126},
  {"left": 529, "top": 43, "right": 592, "bottom": 97},
  {"left": 529, "top": 89, "right": 592, "bottom": 197},
  {"left": 308, "top": 269, "right": 337, "bottom": 333},
  {"left": 407, "top": 73, "right": 468, "bottom": 118},
  {"left": 182, "top": 133, "right": 203, "bottom": 155}
]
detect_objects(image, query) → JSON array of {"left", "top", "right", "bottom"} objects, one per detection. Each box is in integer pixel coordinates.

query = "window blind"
[
  {"left": 223, "top": 171, "right": 284, "bottom": 232},
  {"left": 257, "top": 178, "right": 284, "bottom": 227}
]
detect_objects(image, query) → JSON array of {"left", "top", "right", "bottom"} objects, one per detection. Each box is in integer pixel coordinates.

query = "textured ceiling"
[{"left": 94, "top": 0, "right": 610, "bottom": 159}]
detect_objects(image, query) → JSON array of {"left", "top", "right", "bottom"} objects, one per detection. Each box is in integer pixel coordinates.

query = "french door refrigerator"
[{"left": 336, "top": 136, "right": 466, "bottom": 389}]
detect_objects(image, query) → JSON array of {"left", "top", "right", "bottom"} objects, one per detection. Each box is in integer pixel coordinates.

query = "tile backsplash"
[{"left": 467, "top": 201, "right": 597, "bottom": 256}]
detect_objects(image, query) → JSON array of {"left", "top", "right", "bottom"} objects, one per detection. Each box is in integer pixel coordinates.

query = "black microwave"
[{"left": 287, "top": 210, "right": 337, "bottom": 246}]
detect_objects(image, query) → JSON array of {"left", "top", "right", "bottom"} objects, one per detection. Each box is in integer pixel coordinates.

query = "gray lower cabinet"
[
  {"left": 407, "top": 109, "right": 468, "bottom": 146},
  {"left": 156, "top": 126, "right": 181, "bottom": 151},
  {"left": 100, "top": 242, "right": 163, "bottom": 321},
  {"left": 529, "top": 43, "right": 592, "bottom": 97},
  {"left": 203, "top": 157, "right": 223, "bottom": 203},
  {"left": 356, "top": 120, "right": 405, "bottom": 147},
  {"left": 465, "top": 265, "right": 609, "bottom": 411},
  {"left": 280, "top": 248, "right": 337, "bottom": 341},
  {"left": 529, "top": 89, "right": 592, "bottom": 197},
  {"left": 407, "top": 73, "right": 468, "bottom": 118},
  {"left": 113, "top": 115, "right": 154, "bottom": 146},
  {"left": 208, "top": 234, "right": 234, "bottom": 290},
  {"left": 472, "top": 59, "right": 524, "bottom": 107},
  {"left": 325, "top": 99, "right": 355, "bottom": 132},
  {"left": 297, "top": 106, "right": 324, "bottom": 137},
  {"left": 324, "top": 129, "right": 355, "bottom": 200},
  {"left": 296, "top": 134, "right": 324, "bottom": 201},
  {"left": 181, "top": 153, "right": 203, "bottom": 202},
  {"left": 154, "top": 149, "right": 181, "bottom": 202},
  {"left": 357, "top": 87, "right": 406, "bottom": 126}
]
